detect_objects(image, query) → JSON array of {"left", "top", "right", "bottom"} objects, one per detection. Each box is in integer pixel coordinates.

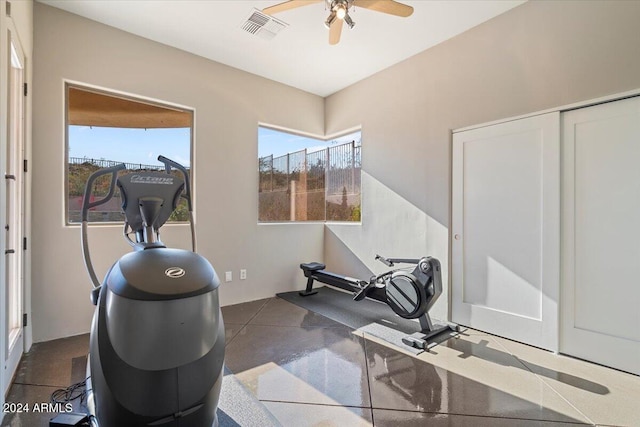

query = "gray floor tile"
[
  {"left": 4, "top": 297, "right": 639, "bottom": 427},
  {"left": 365, "top": 335, "right": 591, "bottom": 424},
  {"left": 263, "top": 402, "right": 372, "bottom": 427},
  {"left": 225, "top": 323, "right": 370, "bottom": 408},
  {"left": 494, "top": 335, "right": 640, "bottom": 427},
  {"left": 372, "top": 409, "right": 591, "bottom": 426},
  {"left": 221, "top": 298, "right": 270, "bottom": 325},
  {"left": 224, "top": 323, "right": 245, "bottom": 346},
  {"left": 249, "top": 296, "right": 349, "bottom": 328},
  {"left": 13, "top": 334, "right": 89, "bottom": 387}
]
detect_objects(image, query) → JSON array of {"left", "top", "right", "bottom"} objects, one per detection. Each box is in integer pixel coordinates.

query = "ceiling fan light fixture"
[
  {"left": 344, "top": 13, "right": 355, "bottom": 29},
  {"left": 324, "top": 11, "right": 337, "bottom": 28},
  {"left": 263, "top": 0, "right": 413, "bottom": 45}
]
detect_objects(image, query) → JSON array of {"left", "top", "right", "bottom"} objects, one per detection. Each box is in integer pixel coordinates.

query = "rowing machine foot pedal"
[
  {"left": 402, "top": 334, "right": 427, "bottom": 350},
  {"left": 353, "top": 289, "right": 366, "bottom": 301},
  {"left": 299, "top": 290, "right": 318, "bottom": 297},
  {"left": 353, "top": 281, "right": 374, "bottom": 301}
]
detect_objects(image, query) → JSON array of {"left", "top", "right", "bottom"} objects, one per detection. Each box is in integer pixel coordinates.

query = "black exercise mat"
[{"left": 277, "top": 286, "right": 459, "bottom": 355}]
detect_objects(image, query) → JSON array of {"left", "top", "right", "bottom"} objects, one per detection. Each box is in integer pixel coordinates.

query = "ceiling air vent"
[{"left": 241, "top": 9, "right": 288, "bottom": 40}]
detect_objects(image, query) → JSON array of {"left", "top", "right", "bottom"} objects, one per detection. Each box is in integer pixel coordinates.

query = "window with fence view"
[
  {"left": 66, "top": 85, "right": 193, "bottom": 223},
  {"left": 258, "top": 127, "right": 361, "bottom": 222}
]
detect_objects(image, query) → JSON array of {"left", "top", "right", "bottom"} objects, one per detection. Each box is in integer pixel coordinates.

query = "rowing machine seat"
[{"left": 300, "top": 262, "right": 326, "bottom": 275}]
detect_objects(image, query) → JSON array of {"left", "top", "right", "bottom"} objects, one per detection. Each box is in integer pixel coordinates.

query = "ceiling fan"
[{"left": 262, "top": 0, "right": 414, "bottom": 45}]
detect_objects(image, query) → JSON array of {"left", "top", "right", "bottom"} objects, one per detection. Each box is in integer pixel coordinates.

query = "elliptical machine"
[{"left": 80, "top": 156, "right": 224, "bottom": 426}]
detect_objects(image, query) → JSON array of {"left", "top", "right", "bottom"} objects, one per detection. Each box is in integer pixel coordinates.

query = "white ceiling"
[{"left": 39, "top": 0, "right": 526, "bottom": 97}]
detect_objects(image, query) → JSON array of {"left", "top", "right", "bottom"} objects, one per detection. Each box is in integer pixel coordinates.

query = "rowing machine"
[{"left": 300, "top": 255, "right": 459, "bottom": 349}]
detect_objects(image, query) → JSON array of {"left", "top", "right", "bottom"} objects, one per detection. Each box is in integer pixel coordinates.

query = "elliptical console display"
[{"left": 80, "top": 156, "right": 224, "bottom": 427}]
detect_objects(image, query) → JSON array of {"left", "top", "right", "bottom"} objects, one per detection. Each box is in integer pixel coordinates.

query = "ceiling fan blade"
[
  {"left": 329, "top": 18, "right": 344, "bottom": 45},
  {"left": 263, "top": 0, "right": 322, "bottom": 15},
  {"left": 353, "top": 0, "right": 414, "bottom": 17}
]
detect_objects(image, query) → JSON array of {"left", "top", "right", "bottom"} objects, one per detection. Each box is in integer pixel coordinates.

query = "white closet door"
[
  {"left": 561, "top": 97, "right": 640, "bottom": 375},
  {"left": 452, "top": 112, "right": 560, "bottom": 351}
]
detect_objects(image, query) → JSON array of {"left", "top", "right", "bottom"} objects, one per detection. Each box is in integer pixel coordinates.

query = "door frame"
[{"left": 2, "top": 15, "right": 29, "bottom": 399}]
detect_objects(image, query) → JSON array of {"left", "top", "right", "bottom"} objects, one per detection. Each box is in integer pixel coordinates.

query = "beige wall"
[
  {"left": 32, "top": 3, "right": 325, "bottom": 342},
  {"left": 324, "top": 0, "right": 640, "bottom": 321},
  {"left": 31, "top": 1, "right": 640, "bottom": 342}
]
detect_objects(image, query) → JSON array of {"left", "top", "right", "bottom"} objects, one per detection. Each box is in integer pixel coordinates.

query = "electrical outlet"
[
  {"left": 225, "top": 271, "right": 232, "bottom": 282},
  {"left": 240, "top": 269, "right": 247, "bottom": 280}
]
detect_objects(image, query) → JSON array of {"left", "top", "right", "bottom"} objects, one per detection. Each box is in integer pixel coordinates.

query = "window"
[
  {"left": 258, "top": 126, "right": 361, "bottom": 222},
  {"left": 66, "top": 85, "right": 193, "bottom": 223}
]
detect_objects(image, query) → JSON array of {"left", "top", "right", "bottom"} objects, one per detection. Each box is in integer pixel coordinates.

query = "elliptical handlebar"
[
  {"left": 157, "top": 155, "right": 197, "bottom": 252},
  {"left": 81, "top": 164, "right": 126, "bottom": 221},
  {"left": 81, "top": 164, "right": 126, "bottom": 290},
  {"left": 157, "top": 155, "right": 192, "bottom": 212}
]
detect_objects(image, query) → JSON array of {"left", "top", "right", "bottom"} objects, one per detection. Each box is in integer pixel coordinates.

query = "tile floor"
[
  {"left": 223, "top": 297, "right": 640, "bottom": 427},
  {"left": 3, "top": 296, "right": 640, "bottom": 426},
  {"left": 2, "top": 334, "right": 90, "bottom": 426}
]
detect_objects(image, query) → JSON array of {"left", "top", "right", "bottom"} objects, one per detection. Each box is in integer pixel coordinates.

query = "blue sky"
[
  {"left": 68, "top": 125, "right": 361, "bottom": 166},
  {"left": 69, "top": 126, "right": 192, "bottom": 167}
]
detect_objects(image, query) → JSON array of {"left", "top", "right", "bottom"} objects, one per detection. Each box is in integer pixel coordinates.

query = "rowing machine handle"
[
  {"left": 375, "top": 254, "right": 394, "bottom": 267},
  {"left": 387, "top": 258, "right": 421, "bottom": 265},
  {"left": 376, "top": 254, "right": 422, "bottom": 266}
]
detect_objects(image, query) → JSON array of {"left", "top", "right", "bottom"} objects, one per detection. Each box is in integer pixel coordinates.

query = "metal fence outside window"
[
  {"left": 69, "top": 157, "right": 165, "bottom": 171},
  {"left": 258, "top": 140, "right": 361, "bottom": 222},
  {"left": 67, "top": 157, "right": 189, "bottom": 223}
]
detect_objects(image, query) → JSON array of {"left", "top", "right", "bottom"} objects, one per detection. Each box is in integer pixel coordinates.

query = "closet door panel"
[
  {"left": 452, "top": 112, "right": 560, "bottom": 351},
  {"left": 561, "top": 96, "right": 640, "bottom": 375}
]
